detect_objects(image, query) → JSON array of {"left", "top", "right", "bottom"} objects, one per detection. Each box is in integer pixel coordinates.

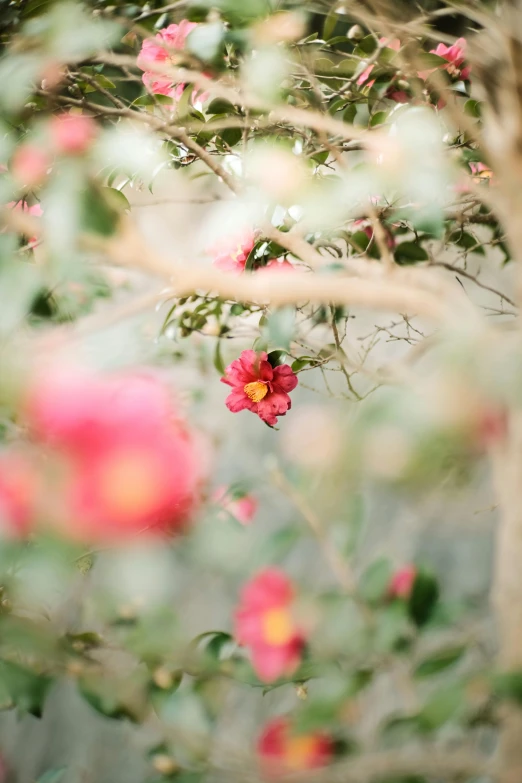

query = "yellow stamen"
[
  {"left": 244, "top": 381, "right": 268, "bottom": 403},
  {"left": 285, "top": 736, "right": 317, "bottom": 770},
  {"left": 262, "top": 607, "right": 294, "bottom": 646}
]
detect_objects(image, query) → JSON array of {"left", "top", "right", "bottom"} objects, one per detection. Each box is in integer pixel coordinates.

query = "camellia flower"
[
  {"left": 0, "top": 453, "right": 37, "bottom": 538},
  {"left": 257, "top": 717, "right": 333, "bottom": 776},
  {"left": 50, "top": 113, "right": 97, "bottom": 155},
  {"left": 353, "top": 218, "right": 396, "bottom": 250},
  {"left": 137, "top": 21, "right": 202, "bottom": 103},
  {"left": 221, "top": 350, "right": 298, "bottom": 427},
  {"left": 213, "top": 485, "right": 258, "bottom": 525},
  {"left": 211, "top": 231, "right": 256, "bottom": 274},
  {"left": 11, "top": 144, "right": 50, "bottom": 188},
  {"left": 470, "top": 161, "right": 493, "bottom": 183},
  {"left": 389, "top": 565, "right": 417, "bottom": 599},
  {"left": 234, "top": 568, "right": 305, "bottom": 682},
  {"left": 420, "top": 38, "right": 470, "bottom": 82},
  {"left": 256, "top": 259, "right": 295, "bottom": 274},
  {"left": 25, "top": 370, "right": 203, "bottom": 542}
]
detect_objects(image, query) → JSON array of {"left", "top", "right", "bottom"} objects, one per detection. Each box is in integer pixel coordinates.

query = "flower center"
[
  {"left": 285, "top": 736, "right": 317, "bottom": 770},
  {"left": 244, "top": 381, "right": 268, "bottom": 403},
  {"left": 100, "top": 451, "right": 163, "bottom": 518},
  {"left": 262, "top": 607, "right": 294, "bottom": 646}
]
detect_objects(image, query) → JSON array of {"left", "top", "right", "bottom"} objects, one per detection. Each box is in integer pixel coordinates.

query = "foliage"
[{"left": 0, "top": 1, "right": 516, "bottom": 782}]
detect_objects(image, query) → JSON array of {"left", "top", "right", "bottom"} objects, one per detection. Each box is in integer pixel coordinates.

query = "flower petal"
[{"left": 273, "top": 364, "right": 298, "bottom": 393}]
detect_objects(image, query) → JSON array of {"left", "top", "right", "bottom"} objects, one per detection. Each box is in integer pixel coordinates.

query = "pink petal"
[{"left": 273, "top": 364, "right": 298, "bottom": 393}]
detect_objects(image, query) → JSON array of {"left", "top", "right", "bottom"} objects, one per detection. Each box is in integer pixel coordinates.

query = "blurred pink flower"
[
  {"left": 234, "top": 568, "right": 304, "bottom": 682},
  {"left": 221, "top": 350, "right": 298, "bottom": 427},
  {"left": 257, "top": 717, "right": 333, "bottom": 776},
  {"left": 213, "top": 485, "right": 257, "bottom": 525},
  {"left": 25, "top": 370, "right": 203, "bottom": 542},
  {"left": 257, "top": 259, "right": 296, "bottom": 274},
  {"left": 389, "top": 565, "right": 417, "bottom": 599},
  {"left": 11, "top": 144, "right": 50, "bottom": 188},
  {"left": 50, "top": 113, "right": 97, "bottom": 155},
  {"left": 0, "top": 453, "right": 37, "bottom": 538},
  {"left": 137, "top": 21, "right": 208, "bottom": 105},
  {"left": 211, "top": 231, "right": 256, "bottom": 274}
]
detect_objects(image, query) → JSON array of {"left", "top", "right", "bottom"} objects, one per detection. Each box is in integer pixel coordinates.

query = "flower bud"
[{"left": 347, "top": 24, "right": 363, "bottom": 41}]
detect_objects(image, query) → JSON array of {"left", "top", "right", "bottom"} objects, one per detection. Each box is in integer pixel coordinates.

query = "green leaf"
[
  {"left": 373, "top": 602, "right": 411, "bottom": 653},
  {"left": 0, "top": 660, "right": 52, "bottom": 718},
  {"left": 414, "top": 646, "right": 466, "bottom": 678},
  {"left": 370, "top": 111, "right": 388, "bottom": 127},
  {"left": 323, "top": 9, "right": 338, "bottom": 40},
  {"left": 394, "top": 242, "right": 428, "bottom": 265},
  {"left": 359, "top": 558, "right": 392, "bottom": 604},
  {"left": 464, "top": 99, "right": 482, "bottom": 118},
  {"left": 214, "top": 340, "right": 226, "bottom": 375},
  {"left": 419, "top": 684, "right": 464, "bottom": 731},
  {"left": 291, "top": 358, "right": 311, "bottom": 372},
  {"left": 103, "top": 187, "right": 131, "bottom": 212},
  {"left": 267, "top": 350, "right": 286, "bottom": 367},
  {"left": 267, "top": 306, "right": 295, "bottom": 350},
  {"left": 208, "top": 98, "right": 237, "bottom": 115},
  {"left": 415, "top": 52, "right": 448, "bottom": 69},
  {"left": 493, "top": 671, "right": 522, "bottom": 705},
  {"left": 250, "top": 526, "right": 301, "bottom": 568},
  {"left": 82, "top": 187, "right": 120, "bottom": 236},
  {"left": 408, "top": 570, "right": 439, "bottom": 627}
]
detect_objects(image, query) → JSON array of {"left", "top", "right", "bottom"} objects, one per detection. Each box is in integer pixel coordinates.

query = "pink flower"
[
  {"left": 353, "top": 218, "right": 396, "bottom": 250},
  {"left": 257, "top": 259, "right": 295, "bottom": 274},
  {"left": 25, "top": 369, "right": 203, "bottom": 542},
  {"left": 234, "top": 568, "right": 305, "bottom": 682},
  {"left": 221, "top": 350, "right": 298, "bottom": 427},
  {"left": 470, "top": 161, "right": 493, "bottom": 183},
  {"left": 389, "top": 565, "right": 417, "bottom": 599},
  {"left": 11, "top": 144, "right": 50, "bottom": 188},
  {"left": 213, "top": 485, "right": 257, "bottom": 525},
  {"left": 257, "top": 717, "right": 333, "bottom": 776},
  {"left": 50, "top": 113, "right": 97, "bottom": 155},
  {"left": 0, "top": 453, "right": 37, "bottom": 538},
  {"left": 137, "top": 21, "right": 201, "bottom": 104},
  {"left": 211, "top": 231, "right": 256, "bottom": 274},
  {"left": 420, "top": 38, "right": 470, "bottom": 82},
  {"left": 433, "top": 38, "right": 470, "bottom": 80}
]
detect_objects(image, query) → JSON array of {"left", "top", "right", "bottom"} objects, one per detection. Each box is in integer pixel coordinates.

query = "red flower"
[
  {"left": 11, "top": 144, "right": 50, "bottom": 188},
  {"left": 213, "top": 485, "right": 258, "bottom": 525},
  {"left": 50, "top": 113, "right": 97, "bottom": 155},
  {"left": 234, "top": 568, "right": 304, "bottom": 682},
  {"left": 389, "top": 565, "right": 417, "bottom": 599},
  {"left": 432, "top": 38, "right": 470, "bottom": 80},
  {"left": 257, "top": 717, "right": 333, "bottom": 776},
  {"left": 0, "top": 453, "right": 37, "bottom": 538},
  {"left": 25, "top": 370, "right": 203, "bottom": 542},
  {"left": 420, "top": 38, "right": 470, "bottom": 82},
  {"left": 256, "top": 259, "right": 295, "bottom": 274},
  {"left": 211, "top": 231, "right": 256, "bottom": 274},
  {"left": 137, "top": 21, "right": 208, "bottom": 104},
  {"left": 221, "top": 351, "right": 298, "bottom": 427}
]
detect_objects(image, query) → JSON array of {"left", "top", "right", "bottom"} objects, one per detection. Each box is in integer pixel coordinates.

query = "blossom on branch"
[
  {"left": 234, "top": 568, "right": 305, "bottom": 682},
  {"left": 49, "top": 113, "right": 97, "bottom": 155},
  {"left": 221, "top": 350, "right": 298, "bottom": 427},
  {"left": 257, "top": 717, "right": 333, "bottom": 775},
  {"left": 25, "top": 370, "right": 203, "bottom": 542},
  {"left": 210, "top": 231, "right": 256, "bottom": 274},
  {"left": 389, "top": 565, "right": 417, "bottom": 599},
  {"left": 137, "top": 21, "right": 205, "bottom": 104},
  {"left": 212, "top": 485, "right": 257, "bottom": 525}
]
